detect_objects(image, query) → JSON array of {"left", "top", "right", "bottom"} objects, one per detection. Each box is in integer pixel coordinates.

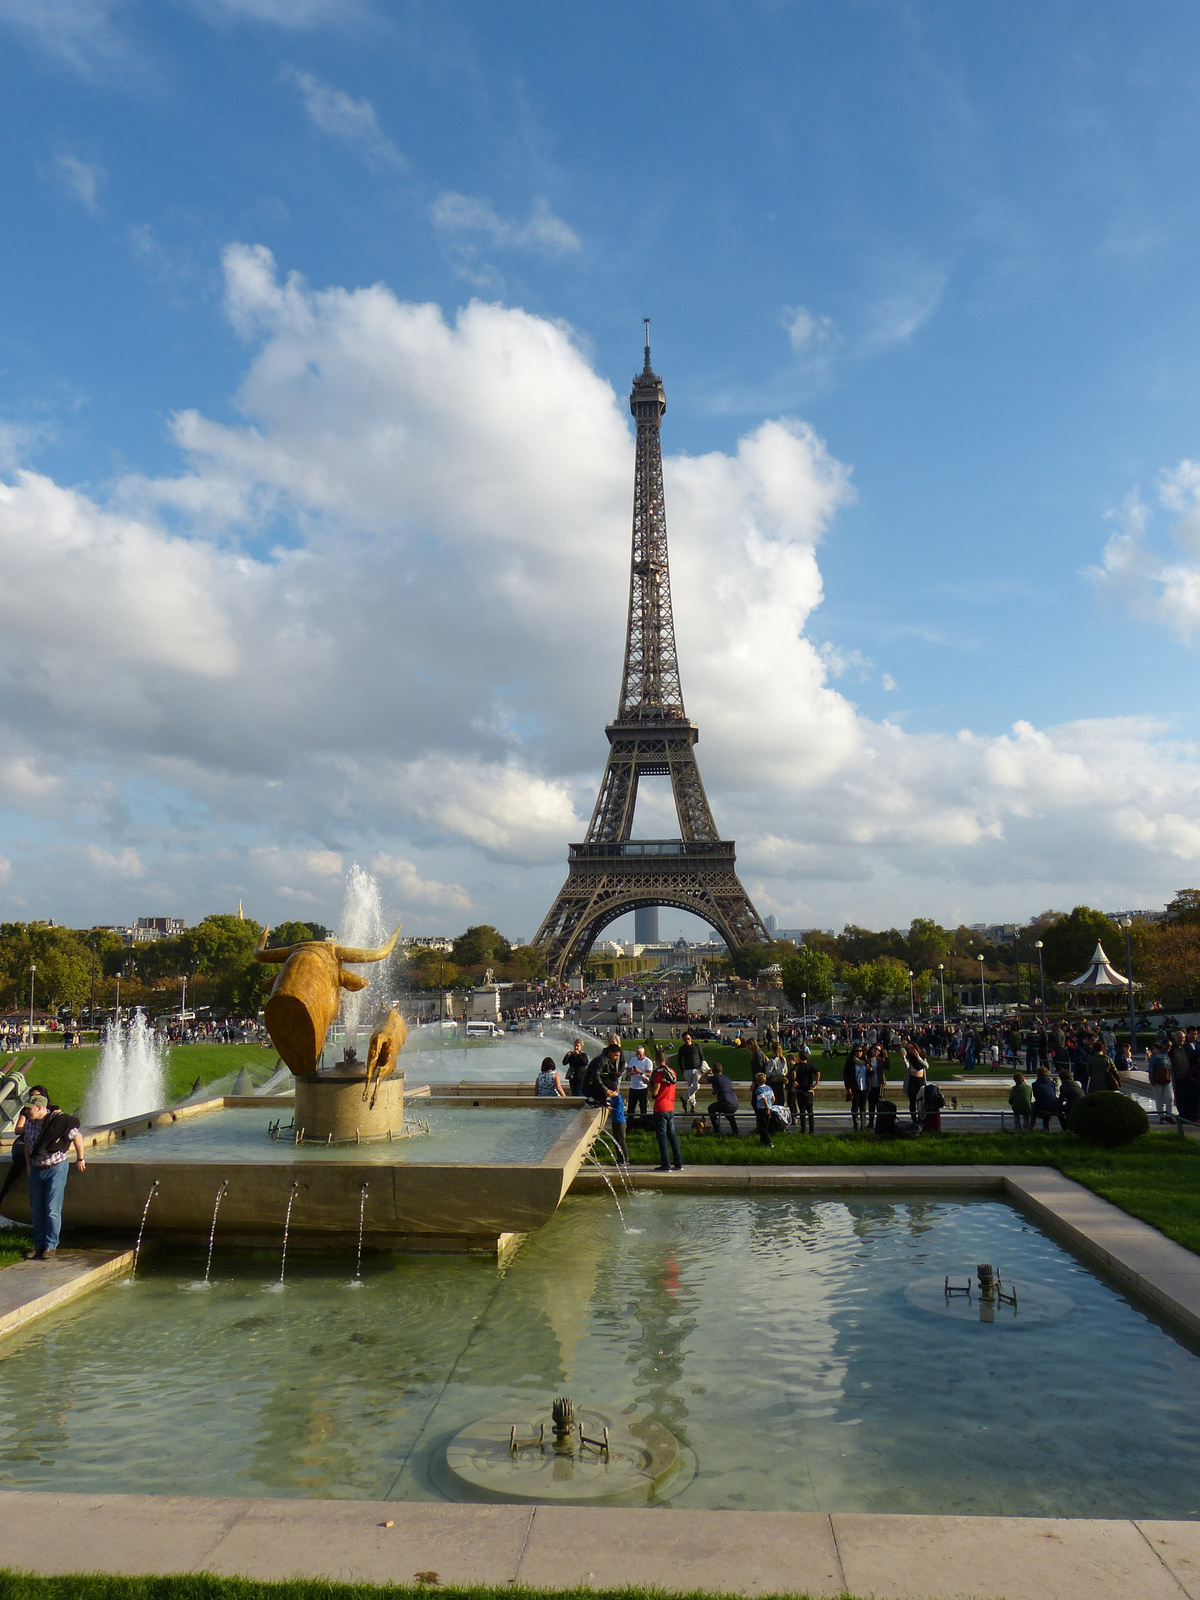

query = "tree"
[
  {"left": 452, "top": 925, "right": 511, "bottom": 968},
  {"left": 1037, "top": 906, "right": 1122, "bottom": 984},
  {"left": 269, "top": 921, "right": 330, "bottom": 947},
  {"left": 905, "top": 918, "right": 950, "bottom": 972},
  {"left": 837, "top": 925, "right": 905, "bottom": 966},
  {"left": 0, "top": 923, "right": 94, "bottom": 1013},
  {"left": 780, "top": 947, "right": 835, "bottom": 1008},
  {"left": 730, "top": 940, "right": 798, "bottom": 980},
  {"left": 1142, "top": 922, "right": 1200, "bottom": 1004},
  {"left": 1164, "top": 890, "right": 1200, "bottom": 926},
  {"left": 844, "top": 956, "right": 910, "bottom": 1009},
  {"left": 405, "top": 948, "right": 461, "bottom": 990},
  {"left": 178, "top": 914, "right": 267, "bottom": 1016}
]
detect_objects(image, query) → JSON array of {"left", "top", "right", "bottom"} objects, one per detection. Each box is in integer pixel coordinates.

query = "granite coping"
[
  {"left": 1, "top": 1493, "right": 1197, "bottom": 1597},
  {"left": 0, "top": 1246, "right": 135, "bottom": 1340}
]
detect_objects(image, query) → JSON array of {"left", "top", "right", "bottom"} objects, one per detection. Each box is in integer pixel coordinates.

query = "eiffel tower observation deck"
[{"left": 532, "top": 328, "right": 772, "bottom": 980}]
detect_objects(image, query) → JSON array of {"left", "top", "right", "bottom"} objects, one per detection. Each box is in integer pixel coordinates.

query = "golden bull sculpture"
[
  {"left": 253, "top": 924, "right": 401, "bottom": 1077},
  {"left": 365, "top": 1008, "right": 407, "bottom": 1110}
]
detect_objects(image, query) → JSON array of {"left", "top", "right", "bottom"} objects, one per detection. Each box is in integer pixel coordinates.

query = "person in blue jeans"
[
  {"left": 649, "top": 1049, "right": 683, "bottom": 1172},
  {"left": 16, "top": 1094, "right": 85, "bottom": 1259}
]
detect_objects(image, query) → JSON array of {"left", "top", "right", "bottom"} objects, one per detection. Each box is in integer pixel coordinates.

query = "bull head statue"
[{"left": 254, "top": 924, "right": 401, "bottom": 1077}]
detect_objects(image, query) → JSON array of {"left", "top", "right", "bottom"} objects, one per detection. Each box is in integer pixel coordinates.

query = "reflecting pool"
[{"left": 1, "top": 1194, "right": 1197, "bottom": 1517}]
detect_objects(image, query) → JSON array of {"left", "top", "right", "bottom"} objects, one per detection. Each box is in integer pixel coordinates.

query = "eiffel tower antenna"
[{"left": 532, "top": 334, "right": 771, "bottom": 979}]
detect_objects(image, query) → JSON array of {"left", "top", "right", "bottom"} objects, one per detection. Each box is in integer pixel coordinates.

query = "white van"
[{"left": 465, "top": 1020, "right": 500, "bottom": 1039}]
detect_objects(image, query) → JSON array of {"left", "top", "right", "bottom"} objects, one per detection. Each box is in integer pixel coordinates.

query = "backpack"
[
  {"left": 1150, "top": 1052, "right": 1171, "bottom": 1086},
  {"left": 924, "top": 1084, "right": 945, "bottom": 1112}
]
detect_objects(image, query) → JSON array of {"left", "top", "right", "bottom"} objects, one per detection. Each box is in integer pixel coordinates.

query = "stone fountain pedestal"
[{"left": 293, "top": 1068, "right": 404, "bottom": 1143}]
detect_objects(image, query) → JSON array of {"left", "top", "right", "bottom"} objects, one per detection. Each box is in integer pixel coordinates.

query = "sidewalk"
[{"left": 2, "top": 1493, "right": 1198, "bottom": 1598}]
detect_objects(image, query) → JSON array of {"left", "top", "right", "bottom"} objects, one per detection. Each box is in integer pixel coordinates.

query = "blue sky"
[{"left": 2, "top": 0, "right": 1200, "bottom": 941}]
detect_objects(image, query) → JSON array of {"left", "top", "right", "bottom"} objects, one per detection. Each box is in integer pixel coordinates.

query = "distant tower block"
[
  {"left": 531, "top": 327, "right": 770, "bottom": 980},
  {"left": 635, "top": 906, "right": 660, "bottom": 945}
]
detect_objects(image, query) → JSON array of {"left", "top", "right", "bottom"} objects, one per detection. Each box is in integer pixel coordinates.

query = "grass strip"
[
  {"left": 612, "top": 1125, "right": 1200, "bottom": 1256},
  {"left": 0, "top": 1579, "right": 861, "bottom": 1600},
  {"left": 0, "top": 1225, "right": 33, "bottom": 1269},
  {"left": 5, "top": 1044, "right": 280, "bottom": 1117}
]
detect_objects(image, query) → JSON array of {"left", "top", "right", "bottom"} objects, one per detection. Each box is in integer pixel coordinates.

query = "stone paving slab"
[
  {"left": 518, "top": 1506, "right": 843, "bottom": 1595},
  {"left": 0, "top": 1246, "right": 134, "bottom": 1339},
  {"left": 831, "top": 1512, "right": 1189, "bottom": 1600},
  {"left": 1138, "top": 1522, "right": 1200, "bottom": 1600},
  {"left": 2, "top": 1494, "right": 1198, "bottom": 1597}
]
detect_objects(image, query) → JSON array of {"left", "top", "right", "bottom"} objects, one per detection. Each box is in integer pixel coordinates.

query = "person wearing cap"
[{"left": 14, "top": 1093, "right": 85, "bottom": 1259}]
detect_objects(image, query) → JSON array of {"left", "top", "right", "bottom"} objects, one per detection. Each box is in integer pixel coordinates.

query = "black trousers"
[
  {"left": 628, "top": 1088, "right": 649, "bottom": 1119},
  {"left": 708, "top": 1101, "right": 738, "bottom": 1135},
  {"left": 789, "top": 1089, "right": 814, "bottom": 1132},
  {"left": 867, "top": 1088, "right": 881, "bottom": 1128},
  {"left": 850, "top": 1088, "right": 868, "bottom": 1129},
  {"left": 754, "top": 1107, "right": 773, "bottom": 1146}
]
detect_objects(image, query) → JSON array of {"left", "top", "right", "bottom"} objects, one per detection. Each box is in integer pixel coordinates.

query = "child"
[{"left": 605, "top": 1083, "right": 628, "bottom": 1164}]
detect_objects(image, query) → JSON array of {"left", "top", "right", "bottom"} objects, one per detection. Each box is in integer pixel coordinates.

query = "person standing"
[
  {"left": 865, "top": 1044, "right": 887, "bottom": 1130},
  {"left": 585, "top": 1038, "right": 625, "bottom": 1107},
  {"left": 1169, "top": 1030, "right": 1197, "bottom": 1123},
  {"left": 901, "top": 1043, "right": 928, "bottom": 1127},
  {"left": 627, "top": 1045, "right": 652, "bottom": 1120},
  {"left": 751, "top": 1072, "right": 775, "bottom": 1148},
  {"left": 843, "top": 1044, "right": 869, "bottom": 1131},
  {"left": 676, "top": 1032, "right": 704, "bottom": 1114},
  {"left": 1147, "top": 1041, "right": 1175, "bottom": 1123},
  {"left": 15, "top": 1093, "right": 85, "bottom": 1259},
  {"left": 604, "top": 1083, "right": 628, "bottom": 1165},
  {"left": 649, "top": 1048, "right": 683, "bottom": 1172},
  {"left": 788, "top": 1050, "right": 819, "bottom": 1134},
  {"left": 562, "top": 1039, "right": 589, "bottom": 1097}
]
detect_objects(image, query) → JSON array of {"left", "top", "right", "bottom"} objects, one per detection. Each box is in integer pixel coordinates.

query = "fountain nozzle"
[{"left": 551, "top": 1396, "right": 575, "bottom": 1444}]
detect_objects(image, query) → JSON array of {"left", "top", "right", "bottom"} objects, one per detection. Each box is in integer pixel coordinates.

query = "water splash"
[
  {"left": 355, "top": 1182, "right": 369, "bottom": 1282},
  {"left": 203, "top": 1180, "right": 229, "bottom": 1285},
  {"left": 277, "top": 1182, "right": 299, "bottom": 1286},
  {"left": 85, "top": 1010, "right": 166, "bottom": 1125},
  {"left": 586, "top": 1152, "right": 628, "bottom": 1231},
  {"left": 338, "top": 863, "right": 389, "bottom": 1055},
  {"left": 594, "top": 1132, "right": 633, "bottom": 1196},
  {"left": 131, "top": 1180, "right": 160, "bottom": 1277}
]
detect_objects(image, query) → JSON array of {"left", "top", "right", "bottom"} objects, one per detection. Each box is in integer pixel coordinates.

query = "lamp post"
[
  {"left": 938, "top": 963, "right": 946, "bottom": 1020},
  {"left": 1034, "top": 940, "right": 1046, "bottom": 1024},
  {"left": 89, "top": 939, "right": 97, "bottom": 1033},
  {"left": 1122, "top": 916, "right": 1137, "bottom": 1065},
  {"left": 801, "top": 991, "right": 807, "bottom": 1034},
  {"left": 978, "top": 954, "right": 987, "bottom": 1024},
  {"left": 908, "top": 968, "right": 915, "bottom": 1023},
  {"left": 28, "top": 964, "right": 36, "bottom": 1043}
]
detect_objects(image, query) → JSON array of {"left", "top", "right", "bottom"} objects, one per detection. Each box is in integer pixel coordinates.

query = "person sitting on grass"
[{"left": 1008, "top": 1070, "right": 1034, "bottom": 1132}]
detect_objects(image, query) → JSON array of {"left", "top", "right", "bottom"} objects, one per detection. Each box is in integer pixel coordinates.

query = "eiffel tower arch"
[{"left": 532, "top": 328, "right": 771, "bottom": 980}]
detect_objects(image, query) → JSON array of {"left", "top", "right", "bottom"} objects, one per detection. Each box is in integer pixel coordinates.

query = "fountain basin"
[{"left": 2, "top": 1097, "right": 604, "bottom": 1255}]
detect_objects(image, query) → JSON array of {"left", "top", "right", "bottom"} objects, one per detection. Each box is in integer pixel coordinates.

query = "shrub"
[{"left": 1068, "top": 1090, "right": 1150, "bottom": 1147}]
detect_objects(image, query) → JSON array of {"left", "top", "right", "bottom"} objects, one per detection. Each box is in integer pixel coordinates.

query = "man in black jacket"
[
  {"left": 14, "top": 1093, "right": 85, "bottom": 1259},
  {"left": 706, "top": 1066, "right": 740, "bottom": 1136},
  {"left": 583, "top": 1039, "right": 625, "bottom": 1106}
]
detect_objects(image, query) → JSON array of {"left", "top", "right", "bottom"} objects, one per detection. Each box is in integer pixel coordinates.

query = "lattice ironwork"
[{"left": 532, "top": 330, "right": 771, "bottom": 979}]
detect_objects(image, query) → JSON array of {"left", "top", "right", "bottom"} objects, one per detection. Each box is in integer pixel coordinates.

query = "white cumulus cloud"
[{"left": 2, "top": 243, "right": 1199, "bottom": 933}]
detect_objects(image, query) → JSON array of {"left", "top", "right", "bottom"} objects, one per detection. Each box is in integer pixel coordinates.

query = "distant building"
[
  {"left": 137, "top": 917, "right": 186, "bottom": 937},
  {"left": 779, "top": 927, "right": 834, "bottom": 943},
  {"left": 764, "top": 913, "right": 778, "bottom": 934},
  {"left": 969, "top": 923, "right": 1022, "bottom": 945},
  {"left": 634, "top": 907, "right": 660, "bottom": 944},
  {"left": 408, "top": 935, "right": 454, "bottom": 953},
  {"left": 1103, "top": 909, "right": 1167, "bottom": 925}
]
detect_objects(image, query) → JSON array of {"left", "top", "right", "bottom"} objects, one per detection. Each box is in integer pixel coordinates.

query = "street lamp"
[
  {"left": 801, "top": 991, "right": 807, "bottom": 1033},
  {"left": 89, "top": 939, "right": 97, "bottom": 1033},
  {"left": 977, "top": 954, "right": 987, "bottom": 1023},
  {"left": 28, "top": 963, "right": 36, "bottom": 1042},
  {"left": 1034, "top": 940, "right": 1046, "bottom": 1024},
  {"left": 937, "top": 963, "right": 946, "bottom": 1021},
  {"left": 908, "top": 968, "right": 915, "bottom": 1023},
  {"left": 1121, "top": 916, "right": 1137, "bottom": 1065}
]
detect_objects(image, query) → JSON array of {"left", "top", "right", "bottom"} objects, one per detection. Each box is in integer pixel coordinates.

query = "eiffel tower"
[{"left": 532, "top": 326, "right": 771, "bottom": 980}]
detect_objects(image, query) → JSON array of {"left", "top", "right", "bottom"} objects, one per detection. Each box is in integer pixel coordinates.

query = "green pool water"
[
  {"left": 85, "top": 1105, "right": 578, "bottom": 1164},
  {"left": 0, "top": 1193, "right": 1197, "bottom": 1517}
]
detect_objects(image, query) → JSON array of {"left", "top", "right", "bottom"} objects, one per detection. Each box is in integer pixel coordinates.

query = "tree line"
[{"left": 734, "top": 893, "right": 1200, "bottom": 1013}]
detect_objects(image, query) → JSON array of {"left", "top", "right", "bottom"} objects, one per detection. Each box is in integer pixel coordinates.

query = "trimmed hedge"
[{"left": 1067, "top": 1090, "right": 1149, "bottom": 1147}]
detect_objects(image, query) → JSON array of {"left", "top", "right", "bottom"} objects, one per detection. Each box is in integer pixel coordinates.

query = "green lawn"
[
  {"left": 0, "top": 1225, "right": 33, "bottom": 1268},
  {"left": 0, "top": 1580, "right": 854, "bottom": 1600},
  {"left": 614, "top": 1124, "right": 1200, "bottom": 1257},
  {"left": 1, "top": 1043, "right": 280, "bottom": 1116}
]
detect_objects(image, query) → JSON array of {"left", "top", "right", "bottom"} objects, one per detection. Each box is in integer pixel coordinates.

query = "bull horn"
[
  {"left": 253, "top": 926, "right": 293, "bottom": 964},
  {"left": 335, "top": 923, "right": 402, "bottom": 964}
]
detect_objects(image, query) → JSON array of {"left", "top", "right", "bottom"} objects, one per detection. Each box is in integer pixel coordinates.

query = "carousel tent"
[{"left": 1062, "top": 942, "right": 1130, "bottom": 989}]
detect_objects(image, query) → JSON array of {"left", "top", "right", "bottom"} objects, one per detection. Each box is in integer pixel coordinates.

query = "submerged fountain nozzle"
[
  {"left": 551, "top": 1396, "right": 575, "bottom": 1444},
  {"left": 977, "top": 1263, "right": 998, "bottom": 1297}
]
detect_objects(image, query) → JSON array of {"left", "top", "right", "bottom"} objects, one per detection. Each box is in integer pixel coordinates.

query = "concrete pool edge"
[
  {"left": 570, "top": 1164, "right": 1200, "bottom": 1342},
  {"left": 1, "top": 1493, "right": 1198, "bottom": 1598}
]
